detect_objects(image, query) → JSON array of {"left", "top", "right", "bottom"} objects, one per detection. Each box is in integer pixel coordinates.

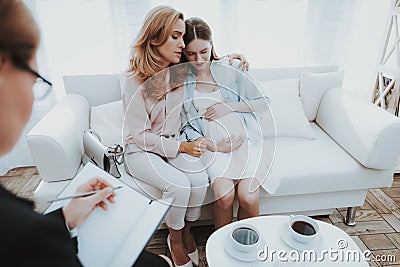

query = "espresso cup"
[
  {"left": 229, "top": 223, "right": 260, "bottom": 252},
  {"left": 289, "top": 215, "right": 319, "bottom": 243}
]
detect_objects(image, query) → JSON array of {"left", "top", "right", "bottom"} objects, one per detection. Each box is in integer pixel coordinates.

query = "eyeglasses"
[
  {"left": 26, "top": 66, "right": 52, "bottom": 87},
  {"left": 13, "top": 58, "right": 52, "bottom": 87},
  {"left": 12, "top": 57, "right": 53, "bottom": 100}
]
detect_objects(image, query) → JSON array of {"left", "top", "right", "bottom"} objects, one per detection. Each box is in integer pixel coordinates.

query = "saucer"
[
  {"left": 280, "top": 228, "right": 323, "bottom": 251},
  {"left": 224, "top": 233, "right": 266, "bottom": 261}
]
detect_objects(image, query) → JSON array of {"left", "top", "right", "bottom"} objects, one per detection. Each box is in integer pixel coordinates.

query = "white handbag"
[{"left": 82, "top": 130, "right": 123, "bottom": 178}]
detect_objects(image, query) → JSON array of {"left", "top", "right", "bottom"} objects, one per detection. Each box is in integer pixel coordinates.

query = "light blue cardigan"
[{"left": 180, "top": 58, "right": 270, "bottom": 143}]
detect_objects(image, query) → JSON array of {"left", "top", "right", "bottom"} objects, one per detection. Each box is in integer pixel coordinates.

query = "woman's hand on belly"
[
  {"left": 203, "top": 135, "right": 245, "bottom": 153},
  {"left": 179, "top": 139, "right": 208, "bottom": 157},
  {"left": 203, "top": 103, "right": 232, "bottom": 121}
]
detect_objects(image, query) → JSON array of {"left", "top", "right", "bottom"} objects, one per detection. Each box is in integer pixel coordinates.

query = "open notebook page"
[{"left": 46, "top": 162, "right": 168, "bottom": 267}]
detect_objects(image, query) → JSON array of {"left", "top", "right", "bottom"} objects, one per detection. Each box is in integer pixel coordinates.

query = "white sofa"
[{"left": 27, "top": 65, "right": 400, "bottom": 226}]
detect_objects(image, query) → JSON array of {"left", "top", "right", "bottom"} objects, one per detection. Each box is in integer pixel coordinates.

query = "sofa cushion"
[
  {"left": 259, "top": 123, "right": 394, "bottom": 198},
  {"left": 300, "top": 71, "right": 344, "bottom": 121},
  {"left": 259, "top": 78, "right": 315, "bottom": 139},
  {"left": 90, "top": 100, "right": 123, "bottom": 147}
]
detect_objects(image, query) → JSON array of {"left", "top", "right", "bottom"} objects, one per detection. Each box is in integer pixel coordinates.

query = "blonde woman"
[{"left": 122, "top": 6, "right": 248, "bottom": 267}]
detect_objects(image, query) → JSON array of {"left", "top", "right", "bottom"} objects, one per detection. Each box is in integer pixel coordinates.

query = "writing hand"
[{"left": 62, "top": 177, "right": 116, "bottom": 230}]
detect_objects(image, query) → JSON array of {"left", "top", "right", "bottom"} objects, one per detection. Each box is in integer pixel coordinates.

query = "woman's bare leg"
[
  {"left": 212, "top": 178, "right": 235, "bottom": 229},
  {"left": 237, "top": 178, "right": 260, "bottom": 220},
  {"left": 182, "top": 220, "right": 196, "bottom": 254},
  {"left": 168, "top": 228, "right": 190, "bottom": 266}
]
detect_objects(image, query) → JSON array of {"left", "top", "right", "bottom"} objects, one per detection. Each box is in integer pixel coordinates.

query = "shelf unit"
[{"left": 372, "top": 0, "right": 400, "bottom": 117}]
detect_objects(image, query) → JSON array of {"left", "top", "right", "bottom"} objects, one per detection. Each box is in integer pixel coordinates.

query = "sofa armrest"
[
  {"left": 27, "top": 94, "right": 90, "bottom": 182},
  {"left": 316, "top": 88, "right": 400, "bottom": 170}
]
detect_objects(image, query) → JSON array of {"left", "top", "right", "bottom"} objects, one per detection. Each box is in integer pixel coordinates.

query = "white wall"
[
  {"left": 36, "top": 0, "right": 122, "bottom": 100},
  {"left": 340, "top": 0, "right": 392, "bottom": 101}
]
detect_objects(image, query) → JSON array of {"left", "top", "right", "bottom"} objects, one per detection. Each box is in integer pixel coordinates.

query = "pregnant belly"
[{"left": 202, "top": 113, "right": 246, "bottom": 143}]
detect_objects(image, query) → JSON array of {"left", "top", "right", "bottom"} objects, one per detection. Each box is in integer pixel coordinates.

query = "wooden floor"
[{"left": 1, "top": 167, "right": 400, "bottom": 266}]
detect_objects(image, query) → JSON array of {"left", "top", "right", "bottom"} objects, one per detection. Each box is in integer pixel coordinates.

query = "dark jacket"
[{"left": 0, "top": 185, "right": 81, "bottom": 267}]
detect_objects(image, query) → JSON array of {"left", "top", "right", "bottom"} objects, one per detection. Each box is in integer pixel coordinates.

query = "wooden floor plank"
[
  {"left": 339, "top": 209, "right": 383, "bottom": 222},
  {"left": 386, "top": 233, "right": 400, "bottom": 250},
  {"left": 367, "top": 191, "right": 392, "bottom": 214},
  {"left": 11, "top": 175, "right": 32, "bottom": 195},
  {"left": 20, "top": 167, "right": 38, "bottom": 177},
  {"left": 17, "top": 175, "right": 41, "bottom": 200},
  {"left": 360, "top": 200, "right": 374, "bottom": 210},
  {"left": 0, "top": 176, "right": 13, "bottom": 184},
  {"left": 382, "top": 214, "right": 400, "bottom": 233},
  {"left": 1, "top": 168, "right": 19, "bottom": 177},
  {"left": 334, "top": 221, "right": 396, "bottom": 236},
  {"left": 329, "top": 209, "right": 344, "bottom": 224},
  {"left": 391, "top": 177, "right": 400, "bottom": 188},
  {"left": 394, "top": 198, "right": 400, "bottom": 208},
  {"left": 351, "top": 236, "right": 381, "bottom": 267},
  {"left": 369, "top": 189, "right": 400, "bottom": 217},
  {"left": 360, "top": 234, "right": 397, "bottom": 251},
  {"left": 2, "top": 174, "right": 24, "bottom": 195},
  {"left": 382, "top": 188, "right": 400, "bottom": 199}
]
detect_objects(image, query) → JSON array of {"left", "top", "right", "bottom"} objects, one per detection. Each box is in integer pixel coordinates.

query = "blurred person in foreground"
[{"left": 0, "top": 1, "right": 172, "bottom": 266}]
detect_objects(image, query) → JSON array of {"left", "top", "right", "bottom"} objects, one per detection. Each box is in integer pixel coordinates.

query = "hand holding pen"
[{"left": 61, "top": 177, "right": 118, "bottom": 230}]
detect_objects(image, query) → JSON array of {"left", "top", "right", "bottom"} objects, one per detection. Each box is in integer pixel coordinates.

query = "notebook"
[{"left": 45, "top": 162, "right": 172, "bottom": 267}]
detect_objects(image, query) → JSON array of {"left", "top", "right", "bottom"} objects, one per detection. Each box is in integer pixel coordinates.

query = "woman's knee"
[
  {"left": 238, "top": 191, "right": 259, "bottom": 210},
  {"left": 214, "top": 190, "right": 235, "bottom": 210}
]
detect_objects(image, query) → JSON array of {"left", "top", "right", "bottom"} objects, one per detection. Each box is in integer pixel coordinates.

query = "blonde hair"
[
  {"left": 129, "top": 5, "right": 183, "bottom": 78},
  {"left": 129, "top": 5, "right": 186, "bottom": 101}
]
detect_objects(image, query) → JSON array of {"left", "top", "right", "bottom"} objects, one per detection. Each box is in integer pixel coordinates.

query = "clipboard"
[{"left": 45, "top": 162, "right": 172, "bottom": 267}]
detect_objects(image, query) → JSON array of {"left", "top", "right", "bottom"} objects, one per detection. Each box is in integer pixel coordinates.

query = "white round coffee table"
[{"left": 206, "top": 215, "right": 369, "bottom": 266}]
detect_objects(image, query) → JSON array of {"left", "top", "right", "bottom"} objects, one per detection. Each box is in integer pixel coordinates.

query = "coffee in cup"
[
  {"left": 229, "top": 224, "right": 260, "bottom": 252},
  {"left": 289, "top": 215, "right": 319, "bottom": 243}
]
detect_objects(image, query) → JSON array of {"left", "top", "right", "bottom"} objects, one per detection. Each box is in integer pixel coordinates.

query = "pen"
[{"left": 47, "top": 186, "right": 123, "bottom": 203}]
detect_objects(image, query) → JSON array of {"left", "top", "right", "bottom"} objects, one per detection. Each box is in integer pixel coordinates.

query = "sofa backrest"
[
  {"left": 63, "top": 74, "right": 121, "bottom": 106},
  {"left": 250, "top": 65, "right": 338, "bottom": 81},
  {"left": 63, "top": 65, "right": 338, "bottom": 107}
]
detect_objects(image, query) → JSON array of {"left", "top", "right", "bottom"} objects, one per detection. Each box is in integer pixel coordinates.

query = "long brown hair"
[
  {"left": 0, "top": 0, "right": 39, "bottom": 67},
  {"left": 128, "top": 5, "right": 187, "bottom": 101},
  {"left": 181, "top": 17, "right": 219, "bottom": 63}
]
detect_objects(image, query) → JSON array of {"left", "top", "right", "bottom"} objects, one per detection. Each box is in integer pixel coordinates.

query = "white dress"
[{"left": 193, "top": 89, "right": 266, "bottom": 183}]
